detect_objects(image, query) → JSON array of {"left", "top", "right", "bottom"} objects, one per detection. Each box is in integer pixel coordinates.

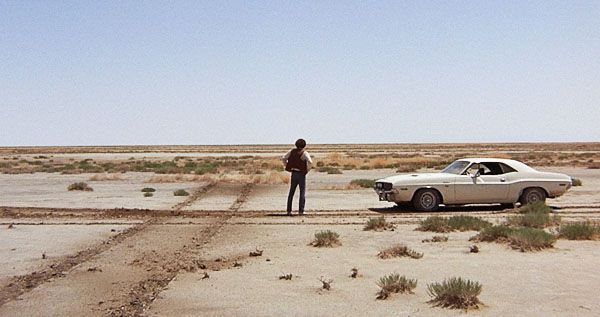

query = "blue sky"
[{"left": 1, "top": 1, "right": 599, "bottom": 146}]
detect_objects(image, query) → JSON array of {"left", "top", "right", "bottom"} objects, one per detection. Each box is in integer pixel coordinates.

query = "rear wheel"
[
  {"left": 413, "top": 189, "right": 440, "bottom": 211},
  {"left": 519, "top": 188, "right": 546, "bottom": 205}
]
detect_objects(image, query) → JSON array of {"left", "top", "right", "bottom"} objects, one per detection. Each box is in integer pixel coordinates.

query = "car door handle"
[{"left": 500, "top": 178, "right": 506, "bottom": 182}]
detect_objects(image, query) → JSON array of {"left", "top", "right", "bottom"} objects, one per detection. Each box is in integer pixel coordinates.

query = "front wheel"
[
  {"left": 412, "top": 189, "right": 440, "bottom": 211},
  {"left": 519, "top": 188, "right": 547, "bottom": 205}
]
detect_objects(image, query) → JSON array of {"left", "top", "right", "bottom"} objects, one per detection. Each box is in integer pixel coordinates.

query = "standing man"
[{"left": 282, "top": 138, "right": 313, "bottom": 216}]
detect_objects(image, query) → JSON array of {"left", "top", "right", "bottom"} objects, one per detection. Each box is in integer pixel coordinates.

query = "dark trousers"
[{"left": 287, "top": 171, "right": 306, "bottom": 213}]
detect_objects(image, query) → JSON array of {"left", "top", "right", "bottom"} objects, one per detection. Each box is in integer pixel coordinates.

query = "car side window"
[
  {"left": 499, "top": 163, "right": 517, "bottom": 174},
  {"left": 480, "top": 162, "right": 504, "bottom": 175},
  {"left": 464, "top": 163, "right": 488, "bottom": 175}
]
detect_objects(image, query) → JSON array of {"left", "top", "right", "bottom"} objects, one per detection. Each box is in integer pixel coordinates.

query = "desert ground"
[{"left": 1, "top": 143, "right": 600, "bottom": 316}]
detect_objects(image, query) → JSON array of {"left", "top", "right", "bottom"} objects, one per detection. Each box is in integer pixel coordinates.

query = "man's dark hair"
[{"left": 295, "top": 138, "right": 306, "bottom": 149}]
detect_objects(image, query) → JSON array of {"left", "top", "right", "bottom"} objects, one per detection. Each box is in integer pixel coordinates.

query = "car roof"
[{"left": 457, "top": 158, "right": 535, "bottom": 172}]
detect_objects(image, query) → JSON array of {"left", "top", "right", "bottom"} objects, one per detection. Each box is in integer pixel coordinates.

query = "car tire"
[
  {"left": 413, "top": 189, "right": 440, "bottom": 211},
  {"left": 519, "top": 188, "right": 546, "bottom": 205}
]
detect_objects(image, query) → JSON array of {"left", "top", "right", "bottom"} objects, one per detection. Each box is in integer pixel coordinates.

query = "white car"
[{"left": 374, "top": 158, "right": 572, "bottom": 211}]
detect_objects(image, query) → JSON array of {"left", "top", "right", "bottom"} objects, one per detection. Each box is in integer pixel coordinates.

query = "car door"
[{"left": 453, "top": 162, "right": 510, "bottom": 203}]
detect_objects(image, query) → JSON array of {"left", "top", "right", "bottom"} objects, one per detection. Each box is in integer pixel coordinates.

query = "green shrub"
[
  {"left": 418, "top": 216, "right": 491, "bottom": 232},
  {"left": 143, "top": 192, "right": 153, "bottom": 197},
  {"left": 518, "top": 201, "right": 552, "bottom": 214},
  {"left": 67, "top": 182, "right": 93, "bottom": 191},
  {"left": 508, "top": 212, "right": 560, "bottom": 228},
  {"left": 417, "top": 216, "right": 451, "bottom": 233},
  {"left": 310, "top": 230, "right": 341, "bottom": 247},
  {"left": 141, "top": 187, "right": 156, "bottom": 193},
  {"left": 376, "top": 273, "right": 417, "bottom": 299},
  {"left": 447, "top": 216, "right": 492, "bottom": 231},
  {"left": 378, "top": 244, "right": 423, "bottom": 259},
  {"left": 508, "top": 227, "right": 556, "bottom": 251},
  {"left": 558, "top": 222, "right": 599, "bottom": 240},
  {"left": 427, "top": 277, "right": 482, "bottom": 309},
  {"left": 350, "top": 179, "right": 375, "bottom": 188},
  {"left": 471, "top": 225, "right": 513, "bottom": 242},
  {"left": 173, "top": 189, "right": 190, "bottom": 196},
  {"left": 364, "top": 216, "right": 394, "bottom": 231}
]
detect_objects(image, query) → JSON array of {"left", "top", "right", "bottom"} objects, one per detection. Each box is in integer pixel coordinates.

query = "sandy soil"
[
  {"left": 150, "top": 223, "right": 600, "bottom": 317},
  {"left": 0, "top": 158, "right": 599, "bottom": 316}
]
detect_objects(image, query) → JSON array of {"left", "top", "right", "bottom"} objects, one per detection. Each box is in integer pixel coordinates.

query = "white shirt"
[{"left": 282, "top": 149, "right": 313, "bottom": 172}]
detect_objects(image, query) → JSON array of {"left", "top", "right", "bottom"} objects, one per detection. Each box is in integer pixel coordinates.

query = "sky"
[{"left": 1, "top": 1, "right": 599, "bottom": 146}]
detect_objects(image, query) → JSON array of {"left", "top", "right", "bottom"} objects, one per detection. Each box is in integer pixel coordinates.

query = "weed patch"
[
  {"left": 376, "top": 273, "right": 417, "bottom": 299},
  {"left": 422, "top": 236, "right": 448, "bottom": 243},
  {"left": 310, "top": 230, "right": 341, "bottom": 247},
  {"left": 558, "top": 222, "right": 599, "bottom": 240},
  {"left": 418, "top": 216, "right": 491, "bottom": 232},
  {"left": 427, "top": 277, "right": 482, "bottom": 310},
  {"left": 350, "top": 179, "right": 375, "bottom": 188},
  {"left": 378, "top": 244, "right": 423, "bottom": 259},
  {"left": 364, "top": 216, "right": 395, "bottom": 231},
  {"left": 173, "top": 189, "right": 190, "bottom": 196},
  {"left": 508, "top": 227, "right": 556, "bottom": 251},
  {"left": 67, "top": 182, "right": 93, "bottom": 191}
]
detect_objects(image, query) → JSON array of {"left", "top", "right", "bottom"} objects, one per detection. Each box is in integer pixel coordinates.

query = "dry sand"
[{"left": 0, "top": 161, "right": 599, "bottom": 316}]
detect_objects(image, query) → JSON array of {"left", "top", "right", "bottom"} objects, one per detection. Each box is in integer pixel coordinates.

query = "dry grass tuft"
[
  {"left": 89, "top": 173, "right": 125, "bottom": 181},
  {"left": 509, "top": 227, "right": 556, "bottom": 251},
  {"left": 310, "top": 230, "right": 341, "bottom": 247},
  {"left": 417, "top": 216, "right": 491, "bottom": 232},
  {"left": 422, "top": 235, "right": 448, "bottom": 243},
  {"left": 376, "top": 273, "right": 417, "bottom": 299},
  {"left": 319, "top": 277, "right": 333, "bottom": 290},
  {"left": 173, "top": 189, "right": 190, "bottom": 196},
  {"left": 249, "top": 248, "right": 263, "bottom": 257},
  {"left": 427, "top": 277, "right": 482, "bottom": 310},
  {"left": 558, "top": 222, "right": 600, "bottom": 240},
  {"left": 364, "top": 216, "right": 395, "bottom": 231},
  {"left": 279, "top": 273, "right": 293, "bottom": 280},
  {"left": 67, "top": 182, "right": 93, "bottom": 191},
  {"left": 350, "top": 267, "right": 359, "bottom": 278},
  {"left": 378, "top": 244, "right": 423, "bottom": 259}
]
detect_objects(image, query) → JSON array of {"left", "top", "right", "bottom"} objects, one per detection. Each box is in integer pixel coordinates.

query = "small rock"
[
  {"left": 266, "top": 258, "right": 271, "bottom": 262},
  {"left": 42, "top": 253, "right": 46, "bottom": 259},
  {"left": 470, "top": 245, "right": 479, "bottom": 253},
  {"left": 202, "top": 272, "right": 210, "bottom": 279},
  {"left": 110, "top": 229, "right": 116, "bottom": 232},
  {"left": 7, "top": 223, "right": 14, "bottom": 229},
  {"left": 233, "top": 262, "right": 242, "bottom": 267}
]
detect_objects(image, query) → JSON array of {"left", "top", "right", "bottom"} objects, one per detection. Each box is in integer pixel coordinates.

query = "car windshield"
[{"left": 441, "top": 160, "right": 470, "bottom": 174}]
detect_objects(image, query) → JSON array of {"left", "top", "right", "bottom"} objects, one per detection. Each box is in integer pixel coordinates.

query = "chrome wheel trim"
[{"left": 420, "top": 192, "right": 436, "bottom": 209}]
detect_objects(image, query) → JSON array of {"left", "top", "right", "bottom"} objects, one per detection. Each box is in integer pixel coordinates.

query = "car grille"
[{"left": 375, "top": 182, "right": 393, "bottom": 191}]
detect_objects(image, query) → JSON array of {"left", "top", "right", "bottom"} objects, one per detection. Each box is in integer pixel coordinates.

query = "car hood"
[{"left": 377, "top": 173, "right": 454, "bottom": 185}]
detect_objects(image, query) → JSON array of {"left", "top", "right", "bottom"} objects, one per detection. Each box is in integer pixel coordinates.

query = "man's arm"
[
  {"left": 302, "top": 152, "right": 313, "bottom": 172},
  {"left": 282, "top": 150, "right": 292, "bottom": 167}
]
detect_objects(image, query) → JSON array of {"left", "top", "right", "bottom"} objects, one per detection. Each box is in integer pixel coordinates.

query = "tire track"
[
  {"left": 107, "top": 214, "right": 233, "bottom": 316},
  {"left": 0, "top": 219, "right": 154, "bottom": 307},
  {"left": 228, "top": 183, "right": 254, "bottom": 212},
  {"left": 170, "top": 182, "right": 216, "bottom": 213}
]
